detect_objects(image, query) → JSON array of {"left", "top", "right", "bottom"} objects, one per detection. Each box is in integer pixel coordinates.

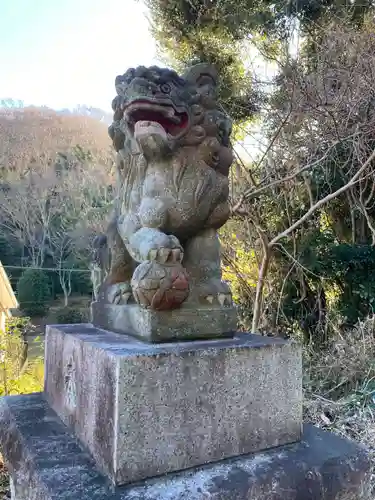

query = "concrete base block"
[
  {"left": 44, "top": 324, "right": 302, "bottom": 486},
  {"left": 0, "top": 394, "right": 371, "bottom": 500},
  {"left": 91, "top": 301, "right": 237, "bottom": 342}
]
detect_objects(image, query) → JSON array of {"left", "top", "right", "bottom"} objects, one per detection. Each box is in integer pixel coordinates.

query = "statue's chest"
[
  {"left": 121, "top": 157, "right": 219, "bottom": 217},
  {"left": 143, "top": 159, "right": 214, "bottom": 195}
]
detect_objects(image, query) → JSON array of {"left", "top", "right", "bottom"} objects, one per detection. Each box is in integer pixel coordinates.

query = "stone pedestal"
[
  {"left": 0, "top": 394, "right": 371, "bottom": 500},
  {"left": 0, "top": 323, "right": 371, "bottom": 499},
  {"left": 44, "top": 324, "right": 302, "bottom": 485},
  {"left": 91, "top": 301, "right": 238, "bottom": 342}
]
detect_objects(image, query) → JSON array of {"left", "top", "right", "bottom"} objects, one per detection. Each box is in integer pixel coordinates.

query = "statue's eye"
[
  {"left": 160, "top": 83, "right": 171, "bottom": 94},
  {"left": 212, "top": 152, "right": 220, "bottom": 164}
]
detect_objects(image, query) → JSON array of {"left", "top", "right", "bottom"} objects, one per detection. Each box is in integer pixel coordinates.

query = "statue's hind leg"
[
  {"left": 183, "top": 228, "right": 233, "bottom": 307},
  {"left": 101, "top": 217, "right": 137, "bottom": 305}
]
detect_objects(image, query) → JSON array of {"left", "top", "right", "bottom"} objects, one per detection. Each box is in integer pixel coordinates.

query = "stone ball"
[{"left": 131, "top": 261, "right": 189, "bottom": 310}]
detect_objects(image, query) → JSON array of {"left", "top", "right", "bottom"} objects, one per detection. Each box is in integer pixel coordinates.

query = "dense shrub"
[
  {"left": 6, "top": 316, "right": 35, "bottom": 339},
  {"left": 70, "top": 269, "right": 92, "bottom": 296},
  {"left": 55, "top": 307, "right": 86, "bottom": 324},
  {"left": 0, "top": 317, "right": 44, "bottom": 396},
  {"left": 17, "top": 268, "right": 51, "bottom": 317}
]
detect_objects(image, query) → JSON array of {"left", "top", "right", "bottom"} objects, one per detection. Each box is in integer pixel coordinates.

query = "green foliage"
[
  {"left": 0, "top": 234, "right": 24, "bottom": 289},
  {"left": 70, "top": 270, "right": 92, "bottom": 295},
  {"left": 146, "top": 0, "right": 375, "bottom": 126},
  {"left": 47, "top": 267, "right": 92, "bottom": 298},
  {"left": 6, "top": 316, "right": 35, "bottom": 338},
  {"left": 312, "top": 243, "right": 375, "bottom": 324},
  {"left": 0, "top": 234, "right": 22, "bottom": 266},
  {"left": 288, "top": 0, "right": 374, "bottom": 30},
  {"left": 55, "top": 307, "right": 86, "bottom": 324},
  {"left": 273, "top": 231, "right": 375, "bottom": 340},
  {"left": 146, "top": 0, "right": 274, "bottom": 40},
  {"left": 17, "top": 268, "right": 51, "bottom": 317},
  {"left": 147, "top": 0, "right": 263, "bottom": 123},
  {"left": 221, "top": 226, "right": 257, "bottom": 303},
  {"left": 72, "top": 144, "right": 94, "bottom": 163},
  {"left": 0, "top": 317, "right": 44, "bottom": 396}
]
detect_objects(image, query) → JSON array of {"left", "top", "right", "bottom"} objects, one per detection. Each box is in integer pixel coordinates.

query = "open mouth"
[{"left": 124, "top": 100, "right": 189, "bottom": 137}]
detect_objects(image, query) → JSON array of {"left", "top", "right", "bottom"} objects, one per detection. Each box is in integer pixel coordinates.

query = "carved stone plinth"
[
  {"left": 91, "top": 301, "right": 237, "bottom": 342},
  {"left": 0, "top": 394, "right": 371, "bottom": 500},
  {"left": 44, "top": 324, "right": 302, "bottom": 486}
]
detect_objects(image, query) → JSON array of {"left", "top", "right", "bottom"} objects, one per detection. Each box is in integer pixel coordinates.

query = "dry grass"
[{"left": 304, "top": 317, "right": 375, "bottom": 495}]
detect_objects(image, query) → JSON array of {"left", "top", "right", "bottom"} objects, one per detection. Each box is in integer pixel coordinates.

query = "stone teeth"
[
  {"left": 122, "top": 292, "right": 131, "bottom": 304},
  {"left": 206, "top": 295, "right": 214, "bottom": 304},
  {"left": 218, "top": 293, "right": 226, "bottom": 306},
  {"left": 159, "top": 248, "right": 170, "bottom": 263}
]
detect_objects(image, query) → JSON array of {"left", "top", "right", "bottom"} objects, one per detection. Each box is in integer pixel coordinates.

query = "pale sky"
[
  {"left": 0, "top": 0, "right": 160, "bottom": 110},
  {"left": 0, "top": 0, "right": 282, "bottom": 159}
]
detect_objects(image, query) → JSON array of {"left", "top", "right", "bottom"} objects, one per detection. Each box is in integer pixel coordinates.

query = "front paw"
[
  {"left": 107, "top": 283, "right": 133, "bottom": 305},
  {"left": 191, "top": 280, "right": 233, "bottom": 307},
  {"left": 134, "top": 229, "right": 184, "bottom": 263},
  {"left": 148, "top": 236, "right": 183, "bottom": 264}
]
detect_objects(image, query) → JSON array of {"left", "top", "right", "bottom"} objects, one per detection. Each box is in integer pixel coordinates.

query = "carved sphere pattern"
[{"left": 131, "top": 261, "right": 189, "bottom": 310}]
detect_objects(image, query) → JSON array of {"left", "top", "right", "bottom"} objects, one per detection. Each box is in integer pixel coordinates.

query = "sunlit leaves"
[{"left": 0, "top": 318, "right": 44, "bottom": 397}]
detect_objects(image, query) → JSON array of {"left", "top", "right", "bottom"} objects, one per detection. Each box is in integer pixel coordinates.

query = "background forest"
[{"left": 1, "top": 1, "right": 375, "bottom": 492}]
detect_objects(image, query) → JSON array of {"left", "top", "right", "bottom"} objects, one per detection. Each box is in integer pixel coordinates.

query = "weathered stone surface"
[
  {"left": 0, "top": 393, "right": 371, "bottom": 500},
  {"left": 91, "top": 63, "right": 237, "bottom": 337},
  {"left": 91, "top": 301, "right": 237, "bottom": 341},
  {"left": 44, "top": 324, "right": 302, "bottom": 485}
]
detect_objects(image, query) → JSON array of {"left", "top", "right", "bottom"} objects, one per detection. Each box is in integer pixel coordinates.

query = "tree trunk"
[
  {"left": 251, "top": 247, "right": 272, "bottom": 334},
  {"left": 60, "top": 270, "right": 72, "bottom": 307}
]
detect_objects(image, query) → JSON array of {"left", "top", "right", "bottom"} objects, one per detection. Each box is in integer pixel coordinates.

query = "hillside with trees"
[
  {"left": 0, "top": 106, "right": 115, "bottom": 316},
  {"left": 0, "top": 106, "right": 112, "bottom": 170}
]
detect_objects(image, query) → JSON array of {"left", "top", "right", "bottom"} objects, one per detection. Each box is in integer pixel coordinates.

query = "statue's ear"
[{"left": 183, "top": 63, "right": 218, "bottom": 96}]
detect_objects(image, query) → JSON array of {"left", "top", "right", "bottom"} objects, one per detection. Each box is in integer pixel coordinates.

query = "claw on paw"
[
  {"left": 218, "top": 293, "right": 232, "bottom": 306},
  {"left": 171, "top": 248, "right": 183, "bottom": 263},
  {"left": 195, "top": 286, "right": 233, "bottom": 307},
  {"left": 159, "top": 248, "right": 170, "bottom": 263},
  {"left": 138, "top": 231, "right": 184, "bottom": 264},
  {"left": 147, "top": 246, "right": 184, "bottom": 264},
  {"left": 113, "top": 295, "right": 122, "bottom": 305},
  {"left": 149, "top": 249, "right": 158, "bottom": 261},
  {"left": 107, "top": 283, "right": 133, "bottom": 305}
]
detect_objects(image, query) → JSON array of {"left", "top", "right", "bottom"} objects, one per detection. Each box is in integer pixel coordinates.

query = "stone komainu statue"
[{"left": 96, "top": 63, "right": 234, "bottom": 311}]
